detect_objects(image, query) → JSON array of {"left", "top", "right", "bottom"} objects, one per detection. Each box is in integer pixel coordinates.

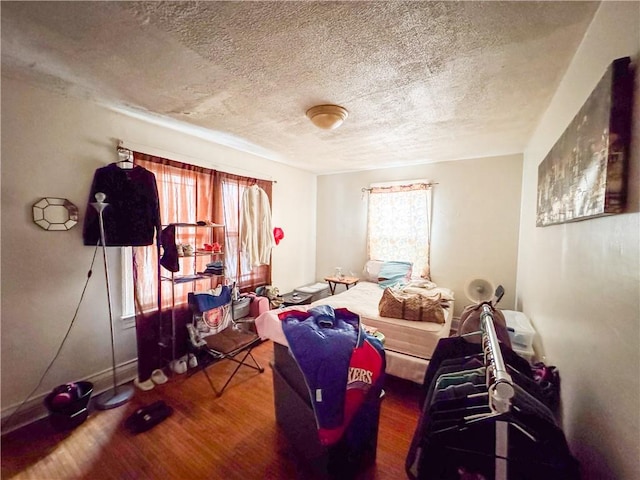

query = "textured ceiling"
[{"left": 1, "top": 1, "right": 600, "bottom": 174}]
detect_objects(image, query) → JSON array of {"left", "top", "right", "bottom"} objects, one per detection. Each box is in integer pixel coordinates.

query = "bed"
[{"left": 255, "top": 277, "right": 454, "bottom": 384}]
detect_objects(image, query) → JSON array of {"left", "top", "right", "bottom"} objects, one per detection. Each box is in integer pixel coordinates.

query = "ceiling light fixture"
[{"left": 306, "top": 104, "right": 348, "bottom": 130}]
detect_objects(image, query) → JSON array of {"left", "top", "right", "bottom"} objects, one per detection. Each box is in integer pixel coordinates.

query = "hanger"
[{"left": 116, "top": 146, "right": 134, "bottom": 169}]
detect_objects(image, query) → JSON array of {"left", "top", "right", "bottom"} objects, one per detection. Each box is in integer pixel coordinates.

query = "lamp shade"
[{"left": 306, "top": 104, "right": 348, "bottom": 130}]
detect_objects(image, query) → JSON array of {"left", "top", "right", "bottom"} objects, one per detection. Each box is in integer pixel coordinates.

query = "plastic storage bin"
[
  {"left": 44, "top": 381, "right": 93, "bottom": 431},
  {"left": 232, "top": 296, "right": 251, "bottom": 319},
  {"left": 513, "top": 345, "right": 535, "bottom": 363},
  {"left": 503, "top": 310, "right": 536, "bottom": 363},
  {"left": 503, "top": 310, "right": 535, "bottom": 351},
  {"left": 294, "top": 282, "right": 330, "bottom": 303}
]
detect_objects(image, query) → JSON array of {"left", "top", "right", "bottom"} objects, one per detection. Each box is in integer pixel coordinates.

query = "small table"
[{"left": 323, "top": 276, "right": 359, "bottom": 295}]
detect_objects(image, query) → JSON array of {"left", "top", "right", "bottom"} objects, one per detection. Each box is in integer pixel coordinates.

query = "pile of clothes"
[{"left": 201, "top": 260, "right": 224, "bottom": 276}]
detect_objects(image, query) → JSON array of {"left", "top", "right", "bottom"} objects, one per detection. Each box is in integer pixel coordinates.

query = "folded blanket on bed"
[{"left": 279, "top": 305, "right": 385, "bottom": 446}]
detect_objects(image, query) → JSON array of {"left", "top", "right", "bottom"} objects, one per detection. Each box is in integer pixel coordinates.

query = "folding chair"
[{"left": 187, "top": 286, "right": 264, "bottom": 396}]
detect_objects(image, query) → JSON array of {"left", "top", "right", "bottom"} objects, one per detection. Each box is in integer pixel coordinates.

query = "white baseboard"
[{"left": 1, "top": 359, "right": 138, "bottom": 435}]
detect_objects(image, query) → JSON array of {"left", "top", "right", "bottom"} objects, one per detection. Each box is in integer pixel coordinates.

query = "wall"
[
  {"left": 0, "top": 77, "right": 317, "bottom": 430},
  {"left": 316, "top": 154, "right": 523, "bottom": 316},
  {"left": 517, "top": 2, "right": 640, "bottom": 479}
]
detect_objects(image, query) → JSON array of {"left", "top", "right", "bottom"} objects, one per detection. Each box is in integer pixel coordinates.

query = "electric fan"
[{"left": 464, "top": 278, "right": 496, "bottom": 304}]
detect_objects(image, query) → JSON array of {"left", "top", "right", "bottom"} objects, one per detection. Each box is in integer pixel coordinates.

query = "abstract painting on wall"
[{"left": 536, "top": 57, "right": 634, "bottom": 227}]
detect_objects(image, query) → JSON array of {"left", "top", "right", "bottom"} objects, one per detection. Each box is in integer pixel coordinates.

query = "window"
[
  {"left": 366, "top": 181, "right": 433, "bottom": 280},
  {"left": 221, "top": 180, "right": 249, "bottom": 285},
  {"left": 120, "top": 153, "right": 273, "bottom": 319},
  {"left": 121, "top": 246, "right": 136, "bottom": 325},
  {"left": 216, "top": 172, "right": 272, "bottom": 292}
]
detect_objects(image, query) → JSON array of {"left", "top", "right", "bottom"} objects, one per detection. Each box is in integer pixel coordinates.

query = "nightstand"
[
  {"left": 323, "top": 276, "right": 359, "bottom": 295},
  {"left": 281, "top": 291, "right": 313, "bottom": 307}
]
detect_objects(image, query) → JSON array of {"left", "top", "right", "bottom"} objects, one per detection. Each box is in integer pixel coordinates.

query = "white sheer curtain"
[
  {"left": 214, "top": 171, "right": 272, "bottom": 292},
  {"left": 366, "top": 182, "right": 433, "bottom": 280}
]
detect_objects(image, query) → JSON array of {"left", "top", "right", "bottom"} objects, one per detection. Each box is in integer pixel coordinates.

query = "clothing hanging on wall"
[
  {"left": 239, "top": 184, "right": 274, "bottom": 267},
  {"left": 407, "top": 305, "right": 579, "bottom": 480},
  {"left": 83, "top": 163, "right": 161, "bottom": 246}
]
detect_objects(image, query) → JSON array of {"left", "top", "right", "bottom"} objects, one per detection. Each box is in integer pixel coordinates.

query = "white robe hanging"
[{"left": 240, "top": 185, "right": 274, "bottom": 267}]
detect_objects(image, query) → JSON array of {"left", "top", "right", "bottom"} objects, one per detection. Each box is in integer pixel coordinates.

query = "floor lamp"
[{"left": 91, "top": 192, "right": 134, "bottom": 409}]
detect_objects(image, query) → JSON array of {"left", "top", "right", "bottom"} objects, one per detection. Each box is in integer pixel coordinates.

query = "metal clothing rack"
[{"left": 480, "top": 303, "right": 514, "bottom": 480}]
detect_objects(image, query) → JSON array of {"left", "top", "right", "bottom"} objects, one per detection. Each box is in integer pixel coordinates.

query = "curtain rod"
[
  {"left": 116, "top": 140, "right": 277, "bottom": 183},
  {"left": 361, "top": 182, "right": 436, "bottom": 193}
]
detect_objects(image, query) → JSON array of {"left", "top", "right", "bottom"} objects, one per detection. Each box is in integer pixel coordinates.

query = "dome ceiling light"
[{"left": 306, "top": 104, "right": 348, "bottom": 130}]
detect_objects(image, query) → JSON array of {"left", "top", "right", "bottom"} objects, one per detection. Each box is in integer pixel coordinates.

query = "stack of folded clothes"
[{"left": 202, "top": 260, "right": 224, "bottom": 276}]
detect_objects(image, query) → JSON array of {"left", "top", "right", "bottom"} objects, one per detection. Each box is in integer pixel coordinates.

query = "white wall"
[
  {"left": 0, "top": 77, "right": 317, "bottom": 429},
  {"left": 517, "top": 2, "right": 640, "bottom": 478},
  {"left": 316, "top": 154, "right": 523, "bottom": 316}
]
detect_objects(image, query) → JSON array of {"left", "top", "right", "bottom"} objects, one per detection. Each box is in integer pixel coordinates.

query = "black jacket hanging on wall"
[{"left": 83, "top": 163, "right": 161, "bottom": 246}]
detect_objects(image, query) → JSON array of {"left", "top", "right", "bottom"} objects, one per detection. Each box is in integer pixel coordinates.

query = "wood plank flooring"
[{"left": 1, "top": 341, "right": 423, "bottom": 480}]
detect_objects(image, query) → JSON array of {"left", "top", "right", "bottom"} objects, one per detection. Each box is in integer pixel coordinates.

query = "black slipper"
[{"left": 124, "top": 400, "right": 174, "bottom": 434}]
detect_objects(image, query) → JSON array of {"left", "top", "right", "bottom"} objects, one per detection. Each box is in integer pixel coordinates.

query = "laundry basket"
[{"left": 44, "top": 381, "right": 93, "bottom": 431}]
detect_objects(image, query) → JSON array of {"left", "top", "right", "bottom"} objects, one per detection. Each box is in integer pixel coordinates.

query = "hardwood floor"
[{"left": 1, "top": 341, "right": 423, "bottom": 479}]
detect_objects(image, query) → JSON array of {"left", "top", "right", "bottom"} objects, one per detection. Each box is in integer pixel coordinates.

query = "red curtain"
[{"left": 131, "top": 152, "right": 272, "bottom": 380}]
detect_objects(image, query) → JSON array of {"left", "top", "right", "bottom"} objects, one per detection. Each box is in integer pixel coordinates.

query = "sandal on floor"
[
  {"left": 151, "top": 369, "right": 168, "bottom": 385},
  {"left": 134, "top": 377, "right": 155, "bottom": 391}
]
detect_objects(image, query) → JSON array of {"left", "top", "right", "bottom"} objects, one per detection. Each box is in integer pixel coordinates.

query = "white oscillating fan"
[{"left": 464, "top": 278, "right": 496, "bottom": 304}]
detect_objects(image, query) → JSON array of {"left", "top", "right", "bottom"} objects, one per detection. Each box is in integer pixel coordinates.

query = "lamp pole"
[{"left": 91, "top": 192, "right": 134, "bottom": 409}]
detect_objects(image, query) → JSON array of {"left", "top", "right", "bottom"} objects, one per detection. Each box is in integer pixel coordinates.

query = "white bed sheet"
[
  {"left": 254, "top": 304, "right": 306, "bottom": 346},
  {"left": 310, "top": 281, "right": 453, "bottom": 359},
  {"left": 254, "top": 281, "right": 454, "bottom": 383}
]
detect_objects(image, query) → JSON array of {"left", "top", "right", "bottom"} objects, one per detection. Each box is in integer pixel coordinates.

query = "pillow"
[
  {"left": 377, "top": 261, "right": 413, "bottom": 288},
  {"left": 362, "top": 260, "right": 385, "bottom": 283}
]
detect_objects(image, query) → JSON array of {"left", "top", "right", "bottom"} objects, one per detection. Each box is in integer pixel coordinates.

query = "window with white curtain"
[
  {"left": 366, "top": 181, "right": 433, "bottom": 280},
  {"left": 221, "top": 179, "right": 250, "bottom": 285}
]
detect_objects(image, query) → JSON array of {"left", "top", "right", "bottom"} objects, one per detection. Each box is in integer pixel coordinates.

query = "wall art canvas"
[{"left": 536, "top": 57, "right": 633, "bottom": 227}]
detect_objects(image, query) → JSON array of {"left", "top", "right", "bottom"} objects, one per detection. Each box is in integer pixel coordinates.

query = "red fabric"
[{"left": 273, "top": 227, "right": 284, "bottom": 245}]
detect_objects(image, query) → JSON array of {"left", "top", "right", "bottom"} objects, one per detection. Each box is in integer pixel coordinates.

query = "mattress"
[
  {"left": 255, "top": 281, "right": 454, "bottom": 384},
  {"left": 310, "top": 281, "right": 454, "bottom": 360}
]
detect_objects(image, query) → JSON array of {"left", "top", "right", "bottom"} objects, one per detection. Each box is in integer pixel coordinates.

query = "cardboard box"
[{"left": 271, "top": 343, "right": 382, "bottom": 479}]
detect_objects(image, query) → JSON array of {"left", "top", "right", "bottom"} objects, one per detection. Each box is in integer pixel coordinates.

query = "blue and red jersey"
[{"left": 280, "top": 305, "right": 386, "bottom": 445}]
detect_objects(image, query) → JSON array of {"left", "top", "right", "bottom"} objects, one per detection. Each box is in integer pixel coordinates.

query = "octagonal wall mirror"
[{"left": 32, "top": 197, "right": 79, "bottom": 231}]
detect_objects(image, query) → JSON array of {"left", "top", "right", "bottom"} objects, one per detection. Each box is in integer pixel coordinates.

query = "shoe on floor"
[
  {"left": 125, "top": 400, "right": 174, "bottom": 434},
  {"left": 170, "top": 359, "right": 187, "bottom": 375},
  {"left": 188, "top": 354, "right": 198, "bottom": 368},
  {"left": 134, "top": 377, "right": 155, "bottom": 391},
  {"left": 151, "top": 369, "right": 168, "bottom": 385}
]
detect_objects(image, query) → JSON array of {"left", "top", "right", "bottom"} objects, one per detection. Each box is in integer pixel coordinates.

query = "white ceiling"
[{"left": 1, "top": 1, "right": 600, "bottom": 174}]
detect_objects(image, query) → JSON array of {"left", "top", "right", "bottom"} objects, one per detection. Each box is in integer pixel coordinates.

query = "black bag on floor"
[{"left": 124, "top": 400, "right": 173, "bottom": 434}]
